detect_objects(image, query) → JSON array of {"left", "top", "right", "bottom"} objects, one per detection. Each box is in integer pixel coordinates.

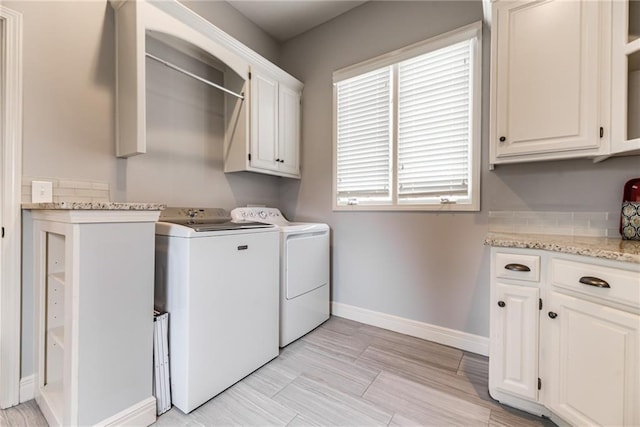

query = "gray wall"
[
  {"left": 10, "top": 0, "right": 282, "bottom": 378},
  {"left": 180, "top": 0, "right": 280, "bottom": 65},
  {"left": 279, "top": 0, "right": 640, "bottom": 338},
  {"left": 8, "top": 0, "right": 281, "bottom": 210}
]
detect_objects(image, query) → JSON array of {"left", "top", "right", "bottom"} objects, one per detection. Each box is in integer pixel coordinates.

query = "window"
[{"left": 333, "top": 22, "right": 482, "bottom": 211}]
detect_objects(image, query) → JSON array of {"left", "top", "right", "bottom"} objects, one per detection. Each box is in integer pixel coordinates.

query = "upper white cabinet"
[
  {"left": 110, "top": 0, "right": 303, "bottom": 179},
  {"left": 229, "top": 71, "right": 301, "bottom": 178},
  {"left": 277, "top": 83, "right": 302, "bottom": 176},
  {"left": 610, "top": 0, "right": 640, "bottom": 155},
  {"left": 489, "top": 0, "right": 612, "bottom": 164}
]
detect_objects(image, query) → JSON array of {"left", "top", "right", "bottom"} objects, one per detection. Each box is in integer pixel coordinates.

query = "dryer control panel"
[{"left": 231, "top": 207, "right": 289, "bottom": 226}]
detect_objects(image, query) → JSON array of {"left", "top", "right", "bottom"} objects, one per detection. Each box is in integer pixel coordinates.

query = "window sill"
[{"left": 333, "top": 202, "right": 480, "bottom": 212}]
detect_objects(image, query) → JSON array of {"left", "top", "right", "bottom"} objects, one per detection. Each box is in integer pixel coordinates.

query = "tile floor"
[{"left": 0, "top": 316, "right": 555, "bottom": 426}]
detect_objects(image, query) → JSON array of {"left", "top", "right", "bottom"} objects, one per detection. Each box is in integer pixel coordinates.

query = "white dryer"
[{"left": 231, "top": 207, "right": 330, "bottom": 347}]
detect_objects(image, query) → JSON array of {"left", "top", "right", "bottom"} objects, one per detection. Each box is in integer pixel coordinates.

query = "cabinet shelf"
[
  {"left": 626, "top": 38, "right": 640, "bottom": 55},
  {"left": 48, "top": 272, "right": 65, "bottom": 287}
]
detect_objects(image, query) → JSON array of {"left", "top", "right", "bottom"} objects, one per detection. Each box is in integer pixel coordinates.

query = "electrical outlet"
[{"left": 32, "top": 181, "right": 53, "bottom": 203}]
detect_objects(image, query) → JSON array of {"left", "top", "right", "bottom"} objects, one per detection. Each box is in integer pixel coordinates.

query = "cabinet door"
[
  {"left": 250, "top": 72, "right": 278, "bottom": 171},
  {"left": 491, "top": 0, "right": 603, "bottom": 161},
  {"left": 278, "top": 84, "right": 301, "bottom": 176},
  {"left": 547, "top": 292, "right": 640, "bottom": 426},
  {"left": 489, "top": 282, "right": 540, "bottom": 401}
]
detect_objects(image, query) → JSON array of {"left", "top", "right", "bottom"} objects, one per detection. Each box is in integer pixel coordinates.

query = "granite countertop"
[
  {"left": 484, "top": 232, "right": 640, "bottom": 264},
  {"left": 22, "top": 202, "right": 166, "bottom": 210}
]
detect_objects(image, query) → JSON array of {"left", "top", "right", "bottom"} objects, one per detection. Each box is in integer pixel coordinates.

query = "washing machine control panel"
[{"left": 231, "top": 207, "right": 288, "bottom": 226}]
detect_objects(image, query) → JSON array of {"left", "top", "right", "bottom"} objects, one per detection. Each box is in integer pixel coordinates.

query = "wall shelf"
[{"left": 110, "top": 0, "right": 303, "bottom": 180}]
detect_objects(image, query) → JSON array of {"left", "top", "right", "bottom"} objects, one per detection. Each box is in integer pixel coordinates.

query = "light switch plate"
[{"left": 32, "top": 181, "right": 53, "bottom": 203}]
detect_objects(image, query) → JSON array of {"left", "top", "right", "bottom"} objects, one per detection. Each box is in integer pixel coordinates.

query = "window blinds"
[
  {"left": 334, "top": 24, "right": 479, "bottom": 209},
  {"left": 336, "top": 67, "right": 392, "bottom": 202},
  {"left": 397, "top": 40, "right": 472, "bottom": 201}
]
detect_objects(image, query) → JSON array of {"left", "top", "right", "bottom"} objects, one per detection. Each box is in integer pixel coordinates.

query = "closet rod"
[{"left": 146, "top": 53, "right": 245, "bottom": 100}]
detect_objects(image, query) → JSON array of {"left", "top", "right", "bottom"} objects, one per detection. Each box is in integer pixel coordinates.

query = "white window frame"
[{"left": 332, "top": 21, "right": 482, "bottom": 212}]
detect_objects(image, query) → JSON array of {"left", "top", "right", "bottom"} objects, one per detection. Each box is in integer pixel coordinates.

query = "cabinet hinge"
[
  {"left": 1, "top": 227, "right": 4, "bottom": 238},
  {"left": 538, "top": 378, "right": 542, "bottom": 390},
  {"left": 248, "top": 153, "right": 252, "bottom": 161},
  {"left": 600, "top": 127, "right": 604, "bottom": 138},
  {"left": 248, "top": 72, "right": 252, "bottom": 80},
  {"left": 539, "top": 298, "right": 543, "bottom": 310}
]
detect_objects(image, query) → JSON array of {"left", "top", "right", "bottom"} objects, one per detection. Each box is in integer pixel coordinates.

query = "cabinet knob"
[
  {"left": 548, "top": 311, "right": 558, "bottom": 319},
  {"left": 280, "top": 159, "right": 285, "bottom": 163},
  {"left": 499, "top": 136, "right": 506, "bottom": 142},
  {"left": 498, "top": 301, "right": 506, "bottom": 308},
  {"left": 275, "top": 158, "right": 280, "bottom": 162}
]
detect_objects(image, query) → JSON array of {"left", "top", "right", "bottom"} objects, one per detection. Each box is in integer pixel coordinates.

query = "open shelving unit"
[
  {"left": 611, "top": 0, "right": 640, "bottom": 154},
  {"left": 32, "top": 208, "right": 161, "bottom": 426}
]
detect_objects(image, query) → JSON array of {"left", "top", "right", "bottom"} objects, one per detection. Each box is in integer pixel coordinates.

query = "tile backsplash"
[
  {"left": 22, "top": 176, "right": 110, "bottom": 203},
  {"left": 488, "top": 210, "right": 620, "bottom": 238}
]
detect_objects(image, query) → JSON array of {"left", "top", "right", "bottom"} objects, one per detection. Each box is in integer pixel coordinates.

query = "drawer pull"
[
  {"left": 579, "top": 276, "right": 610, "bottom": 288},
  {"left": 237, "top": 245, "right": 248, "bottom": 251},
  {"left": 504, "top": 263, "right": 531, "bottom": 272}
]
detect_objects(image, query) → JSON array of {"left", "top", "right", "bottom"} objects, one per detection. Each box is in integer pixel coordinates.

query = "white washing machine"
[
  {"left": 231, "top": 207, "right": 330, "bottom": 347},
  {"left": 154, "top": 208, "right": 279, "bottom": 413}
]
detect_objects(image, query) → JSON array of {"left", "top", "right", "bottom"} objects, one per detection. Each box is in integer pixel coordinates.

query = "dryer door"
[{"left": 285, "top": 232, "right": 329, "bottom": 299}]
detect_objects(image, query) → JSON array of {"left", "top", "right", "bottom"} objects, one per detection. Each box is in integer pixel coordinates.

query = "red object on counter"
[{"left": 622, "top": 178, "right": 640, "bottom": 202}]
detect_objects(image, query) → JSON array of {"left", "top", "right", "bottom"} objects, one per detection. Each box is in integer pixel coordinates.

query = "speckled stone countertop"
[
  {"left": 22, "top": 202, "right": 166, "bottom": 210},
  {"left": 485, "top": 232, "right": 640, "bottom": 264}
]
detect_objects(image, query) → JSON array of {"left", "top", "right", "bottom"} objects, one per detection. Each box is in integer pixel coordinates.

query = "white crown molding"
[
  {"left": 0, "top": 5, "right": 23, "bottom": 409},
  {"left": 148, "top": 0, "right": 302, "bottom": 88}
]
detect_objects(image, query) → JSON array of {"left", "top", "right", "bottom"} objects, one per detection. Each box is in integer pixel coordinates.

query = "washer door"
[{"left": 285, "top": 232, "right": 329, "bottom": 299}]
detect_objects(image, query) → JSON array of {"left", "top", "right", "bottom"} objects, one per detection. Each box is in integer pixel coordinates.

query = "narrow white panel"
[
  {"left": 492, "top": 282, "right": 539, "bottom": 400},
  {"left": 153, "top": 312, "right": 171, "bottom": 415}
]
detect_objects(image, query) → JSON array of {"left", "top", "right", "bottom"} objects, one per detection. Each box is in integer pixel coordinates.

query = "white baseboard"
[
  {"left": 23, "top": 378, "right": 155, "bottom": 426},
  {"left": 99, "top": 396, "right": 156, "bottom": 427},
  {"left": 331, "top": 302, "right": 489, "bottom": 356},
  {"left": 19, "top": 375, "right": 34, "bottom": 403}
]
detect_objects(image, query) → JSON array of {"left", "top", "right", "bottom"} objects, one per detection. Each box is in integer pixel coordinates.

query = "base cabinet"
[
  {"left": 32, "top": 209, "right": 160, "bottom": 426},
  {"left": 489, "top": 282, "right": 539, "bottom": 401},
  {"left": 546, "top": 292, "right": 640, "bottom": 426},
  {"left": 489, "top": 247, "right": 640, "bottom": 426}
]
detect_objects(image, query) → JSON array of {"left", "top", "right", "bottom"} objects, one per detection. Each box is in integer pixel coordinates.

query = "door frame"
[{"left": 0, "top": 5, "right": 23, "bottom": 409}]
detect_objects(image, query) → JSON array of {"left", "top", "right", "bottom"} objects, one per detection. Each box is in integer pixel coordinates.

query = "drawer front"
[
  {"left": 495, "top": 252, "right": 541, "bottom": 282},
  {"left": 551, "top": 258, "right": 640, "bottom": 309}
]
